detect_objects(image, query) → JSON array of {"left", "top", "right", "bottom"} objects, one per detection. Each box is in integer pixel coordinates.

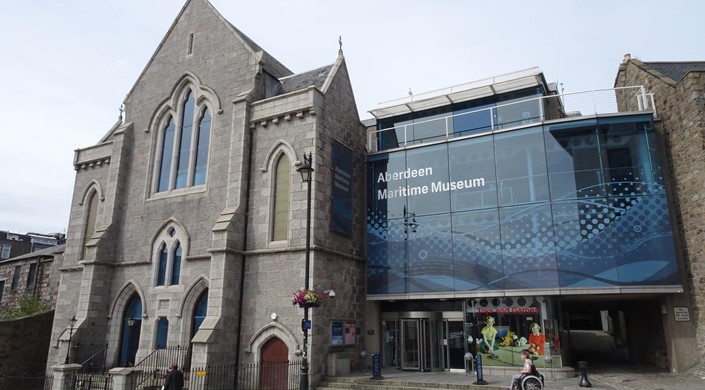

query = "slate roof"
[
  {"left": 642, "top": 61, "right": 705, "bottom": 82},
  {"left": 0, "top": 244, "right": 65, "bottom": 263},
  {"left": 279, "top": 65, "right": 334, "bottom": 95}
]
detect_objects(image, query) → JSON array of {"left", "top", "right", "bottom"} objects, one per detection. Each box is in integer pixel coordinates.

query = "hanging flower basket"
[{"left": 291, "top": 289, "right": 324, "bottom": 308}]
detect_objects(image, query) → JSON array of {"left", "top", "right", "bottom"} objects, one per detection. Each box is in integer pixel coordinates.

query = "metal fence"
[
  {"left": 2, "top": 375, "right": 53, "bottom": 390},
  {"left": 188, "top": 360, "right": 302, "bottom": 390},
  {"left": 128, "top": 345, "right": 188, "bottom": 390},
  {"left": 76, "top": 343, "right": 109, "bottom": 373},
  {"left": 69, "top": 372, "right": 113, "bottom": 390}
]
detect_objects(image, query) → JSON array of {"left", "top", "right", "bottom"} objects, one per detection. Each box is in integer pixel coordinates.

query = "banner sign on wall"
[{"left": 331, "top": 140, "right": 353, "bottom": 236}]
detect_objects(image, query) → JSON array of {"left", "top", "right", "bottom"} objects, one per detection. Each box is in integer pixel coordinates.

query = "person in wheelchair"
[{"left": 509, "top": 350, "right": 543, "bottom": 390}]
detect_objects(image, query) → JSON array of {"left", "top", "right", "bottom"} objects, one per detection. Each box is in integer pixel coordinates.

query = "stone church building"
[{"left": 46, "top": 0, "right": 367, "bottom": 385}]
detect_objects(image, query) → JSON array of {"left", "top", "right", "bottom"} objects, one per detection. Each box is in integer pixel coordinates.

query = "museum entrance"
[{"left": 383, "top": 312, "right": 444, "bottom": 371}]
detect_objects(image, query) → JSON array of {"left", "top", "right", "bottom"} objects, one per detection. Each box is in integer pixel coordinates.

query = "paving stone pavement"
[{"left": 334, "top": 362, "right": 705, "bottom": 390}]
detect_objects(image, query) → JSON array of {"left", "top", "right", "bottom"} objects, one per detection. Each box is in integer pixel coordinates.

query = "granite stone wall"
[{"left": 615, "top": 59, "right": 705, "bottom": 370}]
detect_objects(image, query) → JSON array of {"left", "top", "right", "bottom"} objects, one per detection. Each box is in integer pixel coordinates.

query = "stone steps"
[{"left": 315, "top": 376, "right": 506, "bottom": 390}]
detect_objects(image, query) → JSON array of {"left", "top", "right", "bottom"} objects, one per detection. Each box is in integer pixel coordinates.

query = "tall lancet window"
[
  {"left": 272, "top": 155, "right": 290, "bottom": 241},
  {"left": 155, "top": 87, "right": 212, "bottom": 193}
]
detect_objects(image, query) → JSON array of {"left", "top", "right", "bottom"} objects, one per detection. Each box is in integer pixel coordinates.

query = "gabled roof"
[
  {"left": 0, "top": 244, "right": 65, "bottom": 264},
  {"left": 278, "top": 65, "right": 334, "bottom": 95},
  {"left": 641, "top": 61, "right": 705, "bottom": 83},
  {"left": 123, "top": 0, "right": 293, "bottom": 106}
]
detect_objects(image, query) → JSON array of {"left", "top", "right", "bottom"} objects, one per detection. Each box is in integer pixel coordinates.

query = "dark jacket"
[{"left": 164, "top": 368, "right": 184, "bottom": 390}]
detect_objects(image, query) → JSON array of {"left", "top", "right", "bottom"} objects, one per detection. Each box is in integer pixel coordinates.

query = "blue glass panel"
[
  {"left": 494, "top": 127, "right": 549, "bottom": 206},
  {"left": 175, "top": 92, "right": 195, "bottom": 188},
  {"left": 157, "top": 118, "right": 175, "bottom": 192},
  {"left": 155, "top": 318, "right": 168, "bottom": 349},
  {"left": 171, "top": 243, "right": 181, "bottom": 285},
  {"left": 366, "top": 116, "right": 679, "bottom": 295},
  {"left": 367, "top": 217, "right": 407, "bottom": 294},
  {"left": 406, "top": 144, "right": 449, "bottom": 216},
  {"left": 369, "top": 152, "right": 408, "bottom": 220},
  {"left": 544, "top": 120, "right": 605, "bottom": 200},
  {"left": 599, "top": 121, "right": 654, "bottom": 197},
  {"left": 609, "top": 193, "right": 679, "bottom": 285},
  {"left": 453, "top": 103, "right": 494, "bottom": 137},
  {"left": 194, "top": 108, "right": 211, "bottom": 185},
  {"left": 448, "top": 136, "right": 498, "bottom": 212},
  {"left": 406, "top": 214, "right": 453, "bottom": 292},
  {"left": 452, "top": 209, "right": 503, "bottom": 290},
  {"left": 157, "top": 245, "right": 167, "bottom": 286},
  {"left": 552, "top": 199, "right": 618, "bottom": 287},
  {"left": 499, "top": 203, "right": 559, "bottom": 289}
]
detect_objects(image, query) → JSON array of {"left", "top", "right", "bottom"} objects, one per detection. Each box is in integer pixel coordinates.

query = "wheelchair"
[{"left": 514, "top": 372, "right": 544, "bottom": 390}]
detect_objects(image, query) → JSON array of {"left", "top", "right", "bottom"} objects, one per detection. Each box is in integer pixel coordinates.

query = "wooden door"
[{"left": 260, "top": 337, "right": 288, "bottom": 389}]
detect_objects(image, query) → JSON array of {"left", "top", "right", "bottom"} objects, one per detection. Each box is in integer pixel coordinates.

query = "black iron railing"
[
  {"left": 188, "top": 360, "right": 302, "bottom": 390},
  {"left": 76, "top": 343, "right": 109, "bottom": 373}
]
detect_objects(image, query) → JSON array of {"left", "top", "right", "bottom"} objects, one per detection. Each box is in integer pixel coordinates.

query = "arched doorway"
[
  {"left": 119, "top": 294, "right": 142, "bottom": 366},
  {"left": 192, "top": 290, "right": 208, "bottom": 337},
  {"left": 260, "top": 337, "right": 288, "bottom": 390}
]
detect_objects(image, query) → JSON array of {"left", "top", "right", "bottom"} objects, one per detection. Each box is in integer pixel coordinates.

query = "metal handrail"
[{"left": 368, "top": 86, "right": 654, "bottom": 152}]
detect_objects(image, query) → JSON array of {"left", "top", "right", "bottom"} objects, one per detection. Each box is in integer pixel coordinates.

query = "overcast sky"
[{"left": 1, "top": 0, "right": 704, "bottom": 235}]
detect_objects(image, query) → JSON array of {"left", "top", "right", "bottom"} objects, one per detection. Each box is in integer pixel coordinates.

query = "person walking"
[{"left": 163, "top": 363, "right": 184, "bottom": 390}]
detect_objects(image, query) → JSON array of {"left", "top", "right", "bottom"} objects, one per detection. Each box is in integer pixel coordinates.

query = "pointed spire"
[
  {"left": 338, "top": 35, "right": 343, "bottom": 55},
  {"left": 119, "top": 103, "right": 125, "bottom": 123}
]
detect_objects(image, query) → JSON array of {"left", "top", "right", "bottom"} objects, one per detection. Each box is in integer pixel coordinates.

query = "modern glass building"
[{"left": 365, "top": 68, "right": 682, "bottom": 373}]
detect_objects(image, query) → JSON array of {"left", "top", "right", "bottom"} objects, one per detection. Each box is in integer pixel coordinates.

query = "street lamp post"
[
  {"left": 297, "top": 152, "right": 314, "bottom": 390},
  {"left": 64, "top": 315, "right": 77, "bottom": 364}
]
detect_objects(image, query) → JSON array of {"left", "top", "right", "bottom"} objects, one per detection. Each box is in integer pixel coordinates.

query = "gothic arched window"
[{"left": 272, "top": 155, "right": 290, "bottom": 241}]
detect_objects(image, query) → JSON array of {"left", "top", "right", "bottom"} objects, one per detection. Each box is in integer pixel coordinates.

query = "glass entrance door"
[
  {"left": 443, "top": 320, "right": 465, "bottom": 370},
  {"left": 401, "top": 319, "right": 420, "bottom": 370},
  {"left": 399, "top": 315, "right": 443, "bottom": 371}
]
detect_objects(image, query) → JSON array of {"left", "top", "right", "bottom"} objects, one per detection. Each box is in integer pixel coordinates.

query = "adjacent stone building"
[
  {"left": 46, "top": 0, "right": 366, "bottom": 387},
  {"left": 615, "top": 56, "right": 705, "bottom": 371},
  {"left": 0, "top": 244, "right": 64, "bottom": 314}
]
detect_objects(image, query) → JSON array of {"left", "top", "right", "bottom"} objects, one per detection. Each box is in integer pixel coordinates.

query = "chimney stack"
[{"left": 623, "top": 53, "right": 631, "bottom": 63}]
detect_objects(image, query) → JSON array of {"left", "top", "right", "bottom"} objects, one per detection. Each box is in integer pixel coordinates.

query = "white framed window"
[{"left": 1, "top": 243, "right": 11, "bottom": 259}]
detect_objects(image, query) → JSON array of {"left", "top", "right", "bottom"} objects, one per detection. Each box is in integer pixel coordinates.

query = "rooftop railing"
[{"left": 368, "top": 86, "right": 655, "bottom": 152}]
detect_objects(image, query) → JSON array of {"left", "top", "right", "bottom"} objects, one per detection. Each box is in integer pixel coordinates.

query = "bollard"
[
  {"left": 577, "top": 360, "right": 592, "bottom": 388},
  {"left": 473, "top": 354, "right": 488, "bottom": 385},
  {"left": 371, "top": 352, "right": 384, "bottom": 379}
]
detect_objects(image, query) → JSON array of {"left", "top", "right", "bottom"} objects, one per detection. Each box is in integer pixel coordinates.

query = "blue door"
[{"left": 120, "top": 294, "right": 142, "bottom": 366}]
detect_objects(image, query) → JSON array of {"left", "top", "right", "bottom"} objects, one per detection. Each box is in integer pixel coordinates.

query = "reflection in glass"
[
  {"left": 157, "top": 118, "right": 175, "bottom": 192},
  {"left": 452, "top": 209, "right": 503, "bottom": 290},
  {"left": 495, "top": 127, "right": 549, "bottom": 206},
  {"left": 545, "top": 121, "right": 604, "bottom": 200},
  {"left": 453, "top": 103, "right": 495, "bottom": 137},
  {"left": 499, "top": 204, "right": 559, "bottom": 289},
  {"left": 406, "top": 214, "right": 453, "bottom": 292},
  {"left": 367, "top": 117, "right": 678, "bottom": 295},
  {"left": 194, "top": 108, "right": 211, "bottom": 185},
  {"left": 175, "top": 92, "right": 195, "bottom": 189},
  {"left": 406, "top": 144, "right": 449, "bottom": 216},
  {"left": 449, "top": 137, "right": 498, "bottom": 212}
]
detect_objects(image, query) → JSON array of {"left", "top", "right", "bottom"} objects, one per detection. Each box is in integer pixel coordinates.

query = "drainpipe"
[{"left": 234, "top": 123, "right": 255, "bottom": 389}]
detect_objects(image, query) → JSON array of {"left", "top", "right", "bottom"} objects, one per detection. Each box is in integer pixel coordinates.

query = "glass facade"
[
  {"left": 367, "top": 114, "right": 679, "bottom": 295},
  {"left": 376, "top": 88, "right": 543, "bottom": 151}
]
